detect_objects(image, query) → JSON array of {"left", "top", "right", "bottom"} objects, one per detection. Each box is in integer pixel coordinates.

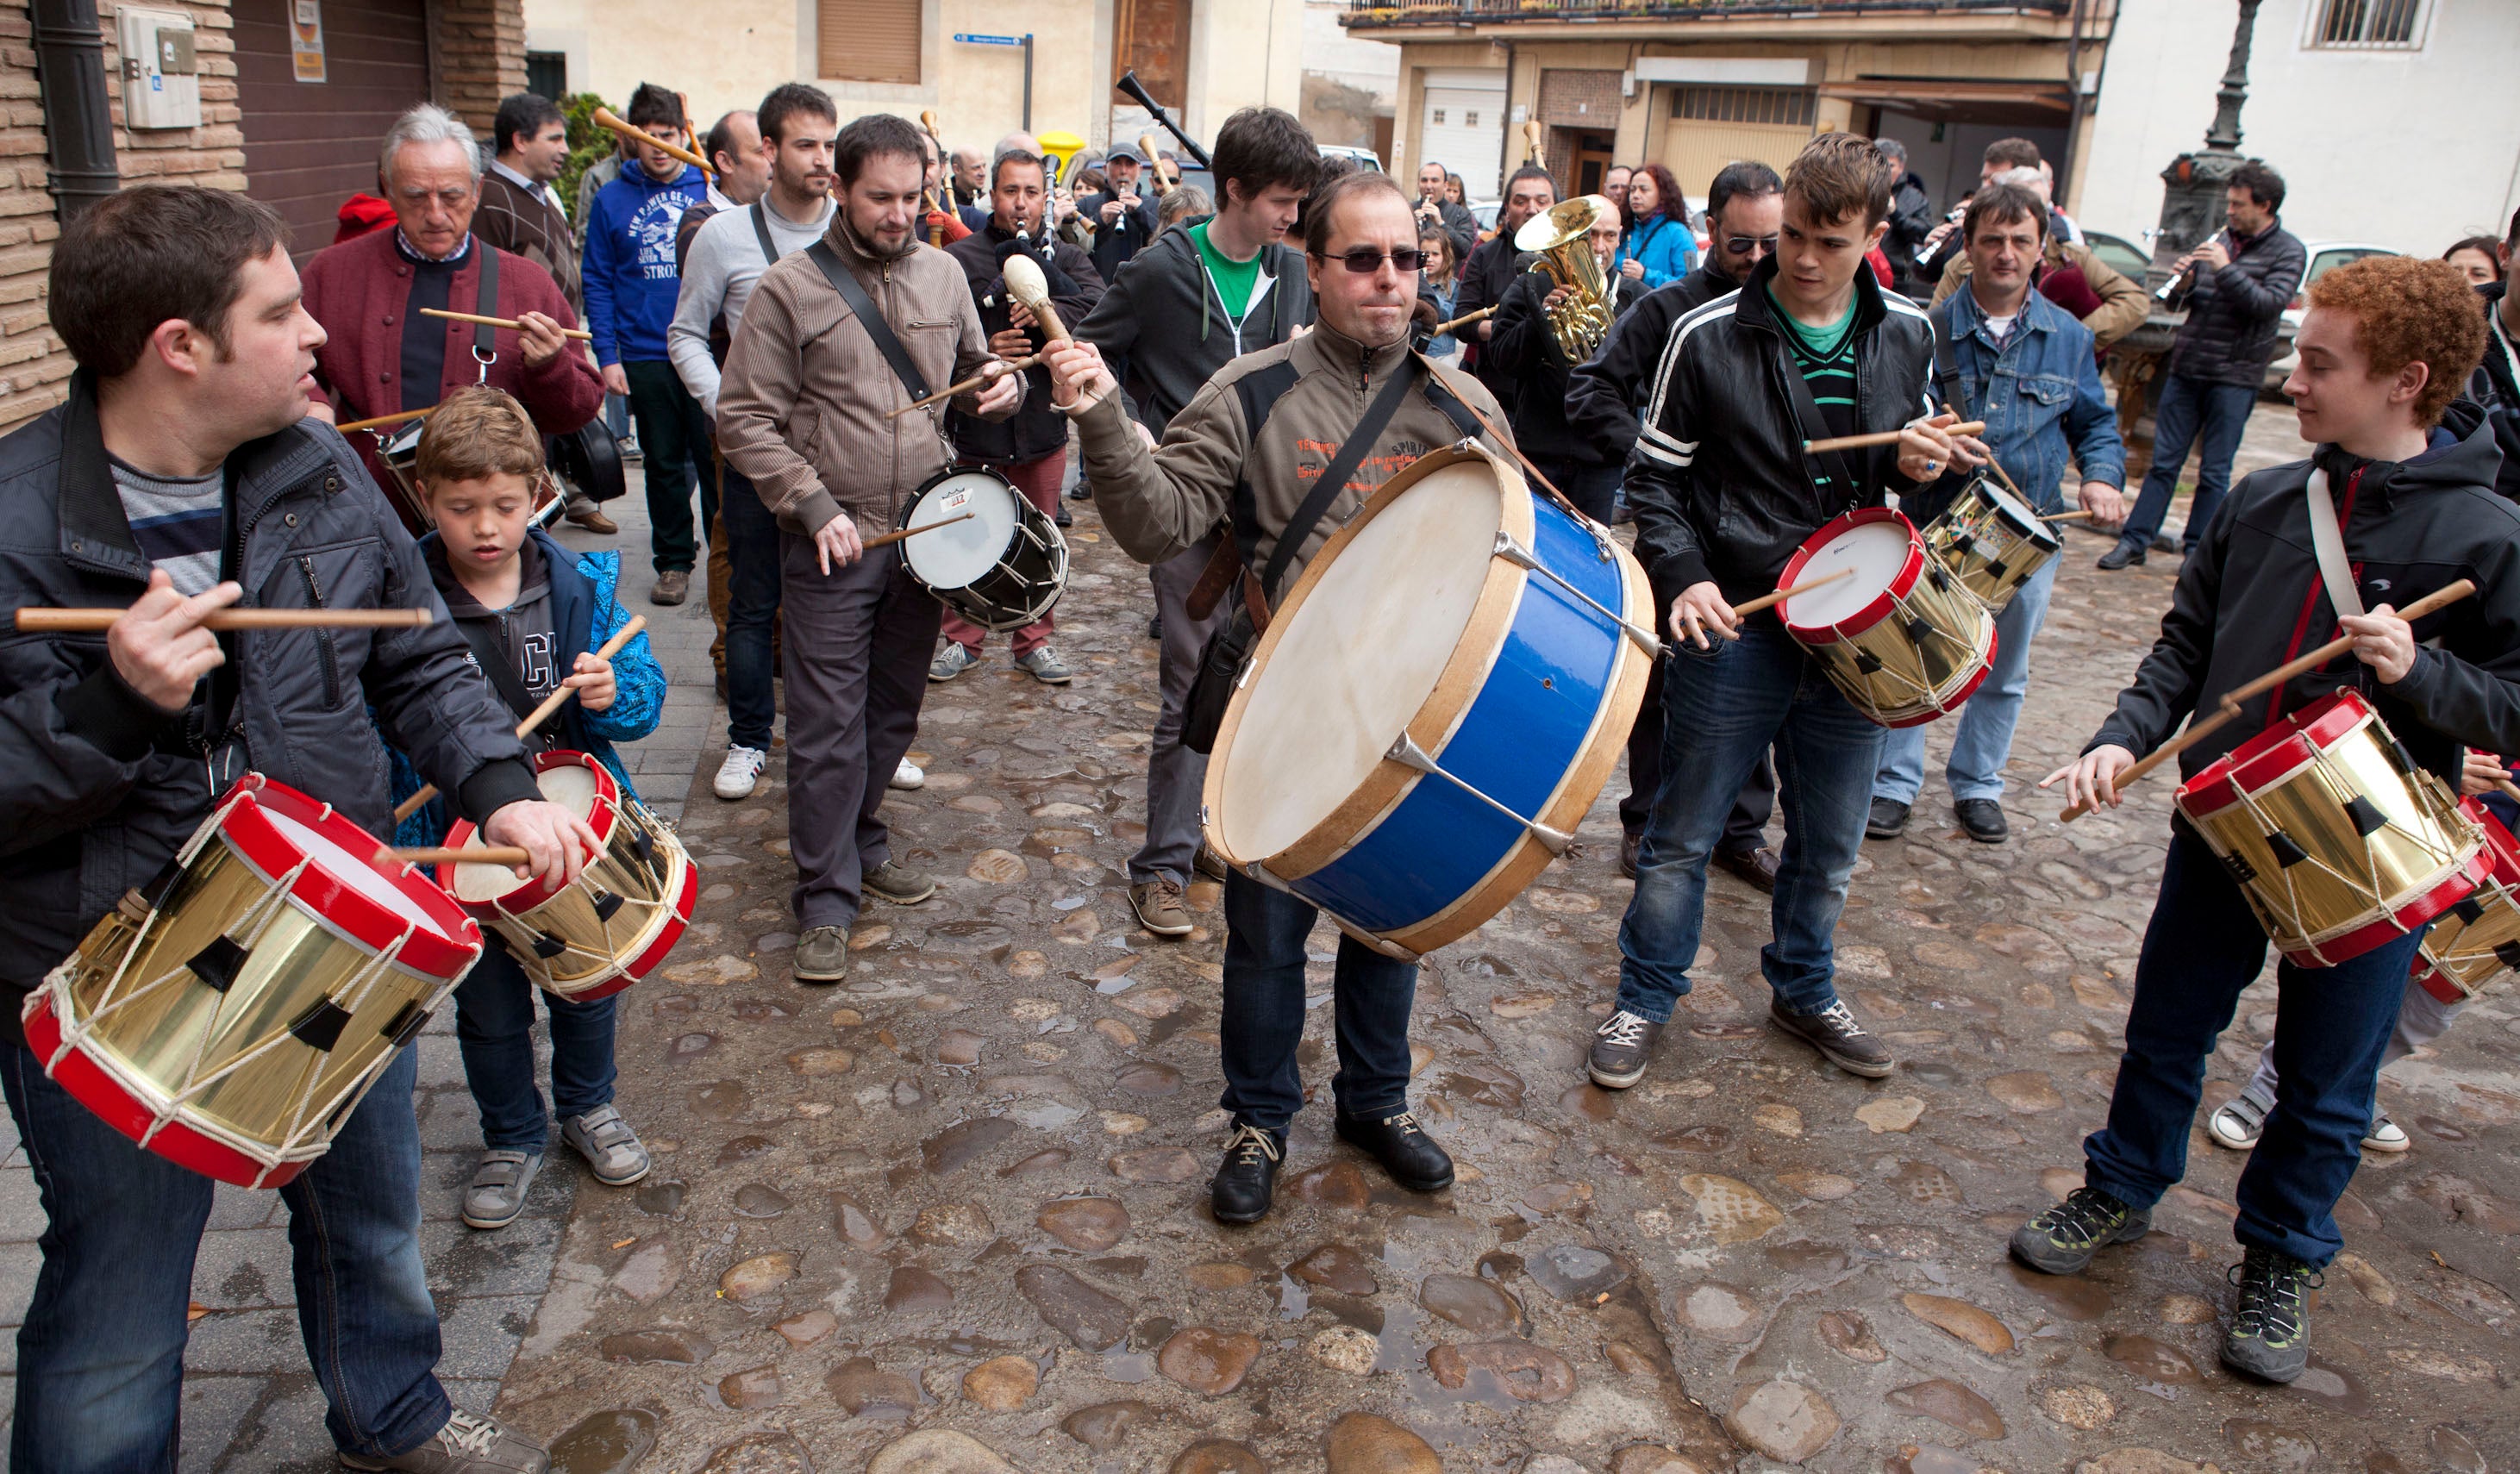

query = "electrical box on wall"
[{"left": 117, "top": 7, "right": 202, "bottom": 131}]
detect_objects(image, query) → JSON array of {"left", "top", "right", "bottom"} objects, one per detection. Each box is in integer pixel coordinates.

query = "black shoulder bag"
[
  {"left": 1182, "top": 356, "right": 1428, "bottom": 755},
  {"left": 805, "top": 240, "right": 932, "bottom": 401}
]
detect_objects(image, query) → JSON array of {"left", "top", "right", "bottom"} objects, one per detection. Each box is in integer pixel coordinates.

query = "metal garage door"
[
  {"left": 235, "top": 0, "right": 434, "bottom": 261},
  {"left": 1419, "top": 68, "right": 1505, "bottom": 201}
]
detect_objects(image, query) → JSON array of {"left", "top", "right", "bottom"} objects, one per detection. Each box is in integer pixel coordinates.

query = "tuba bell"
[{"left": 1514, "top": 194, "right": 1618, "bottom": 361}]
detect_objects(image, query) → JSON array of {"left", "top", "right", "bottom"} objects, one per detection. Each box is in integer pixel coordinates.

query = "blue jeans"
[
  {"left": 453, "top": 944, "right": 619, "bottom": 1152},
  {"left": 1874, "top": 553, "right": 2057, "bottom": 804},
  {"left": 3, "top": 1040, "right": 450, "bottom": 1470},
  {"left": 1618, "top": 619, "right": 1885, "bottom": 1021},
  {"left": 1219, "top": 872, "right": 1417, "bottom": 1133},
  {"left": 621, "top": 359, "right": 716, "bottom": 575},
  {"left": 717, "top": 454, "right": 784, "bottom": 751},
  {"left": 2083, "top": 827, "right": 2421, "bottom": 1266},
  {"left": 2120, "top": 374, "right": 2259, "bottom": 550}
]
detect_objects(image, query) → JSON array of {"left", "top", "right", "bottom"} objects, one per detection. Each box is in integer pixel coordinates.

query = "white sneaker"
[
  {"left": 2363, "top": 1113, "right": 2411, "bottom": 1153},
  {"left": 714, "top": 745, "right": 768, "bottom": 800},
  {"left": 2207, "top": 1083, "right": 2274, "bottom": 1151},
  {"left": 890, "top": 759, "right": 924, "bottom": 790}
]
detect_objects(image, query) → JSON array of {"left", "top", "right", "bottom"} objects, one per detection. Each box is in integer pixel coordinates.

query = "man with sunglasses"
[
  {"left": 1566, "top": 159, "right": 1785, "bottom": 889},
  {"left": 1041, "top": 170, "right": 1511, "bottom": 1227}
]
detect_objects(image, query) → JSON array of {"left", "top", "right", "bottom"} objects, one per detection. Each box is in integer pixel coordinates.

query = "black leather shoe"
[
  {"left": 1335, "top": 1109, "right": 1454, "bottom": 1192},
  {"left": 1619, "top": 831, "right": 1641, "bottom": 879},
  {"left": 2097, "top": 540, "right": 2145, "bottom": 571},
  {"left": 1054, "top": 505, "right": 1074, "bottom": 528},
  {"left": 1210, "top": 1123, "right": 1283, "bottom": 1225},
  {"left": 1712, "top": 845, "right": 1779, "bottom": 894},
  {"left": 1866, "top": 797, "right": 1910, "bottom": 840},
  {"left": 1954, "top": 797, "right": 2009, "bottom": 843}
]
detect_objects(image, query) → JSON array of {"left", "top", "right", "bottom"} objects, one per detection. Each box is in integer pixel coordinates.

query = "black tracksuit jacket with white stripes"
[{"left": 1623, "top": 255, "right": 1936, "bottom": 610}]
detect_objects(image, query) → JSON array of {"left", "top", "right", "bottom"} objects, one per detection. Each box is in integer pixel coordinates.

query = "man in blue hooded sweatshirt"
[{"left": 584, "top": 82, "right": 712, "bottom": 606}]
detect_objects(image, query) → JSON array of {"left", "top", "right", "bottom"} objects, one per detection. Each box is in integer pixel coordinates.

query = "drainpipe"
[
  {"left": 2057, "top": 0, "right": 2087, "bottom": 211},
  {"left": 1497, "top": 40, "right": 1515, "bottom": 190},
  {"left": 31, "top": 0, "right": 120, "bottom": 219}
]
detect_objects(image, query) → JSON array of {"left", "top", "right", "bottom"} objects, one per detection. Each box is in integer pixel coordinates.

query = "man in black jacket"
[
  {"left": 2461, "top": 206, "right": 2520, "bottom": 502},
  {"left": 1485, "top": 200, "right": 1634, "bottom": 522},
  {"left": 1876, "top": 138, "right": 1936, "bottom": 297},
  {"left": 1453, "top": 165, "right": 1556, "bottom": 407},
  {"left": 1592, "top": 134, "right": 1967, "bottom": 1094},
  {"left": 1567, "top": 159, "right": 1785, "bottom": 887},
  {"left": 1, "top": 187, "right": 592, "bottom": 1474},
  {"left": 2103, "top": 160, "right": 2305, "bottom": 568},
  {"left": 1071, "top": 106, "right": 1319, "bottom": 940},
  {"left": 932, "top": 147, "right": 1104, "bottom": 685},
  {"left": 2023, "top": 255, "right": 2514, "bottom": 1385},
  {"left": 1079, "top": 144, "right": 1160, "bottom": 284},
  {"left": 1411, "top": 159, "right": 1478, "bottom": 261}
]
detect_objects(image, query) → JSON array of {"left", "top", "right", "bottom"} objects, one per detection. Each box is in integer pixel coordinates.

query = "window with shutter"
[{"left": 820, "top": 0, "right": 921, "bottom": 84}]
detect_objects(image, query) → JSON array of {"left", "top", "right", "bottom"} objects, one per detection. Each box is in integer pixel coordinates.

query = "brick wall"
[
  {"left": 0, "top": 0, "right": 245, "bottom": 428},
  {"left": 1536, "top": 67, "right": 1619, "bottom": 130},
  {"left": 434, "top": 0, "right": 522, "bottom": 134}
]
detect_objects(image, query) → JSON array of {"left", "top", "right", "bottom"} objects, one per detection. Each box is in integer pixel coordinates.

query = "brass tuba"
[{"left": 1514, "top": 194, "right": 1619, "bottom": 361}]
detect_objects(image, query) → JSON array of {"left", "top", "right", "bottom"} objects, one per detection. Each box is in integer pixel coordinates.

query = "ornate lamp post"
[{"left": 2149, "top": 0, "right": 2265, "bottom": 284}]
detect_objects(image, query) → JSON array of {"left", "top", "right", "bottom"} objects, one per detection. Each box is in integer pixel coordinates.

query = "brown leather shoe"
[
  {"left": 563, "top": 497, "right": 618, "bottom": 534},
  {"left": 1712, "top": 845, "right": 1779, "bottom": 895},
  {"left": 649, "top": 570, "right": 689, "bottom": 606}
]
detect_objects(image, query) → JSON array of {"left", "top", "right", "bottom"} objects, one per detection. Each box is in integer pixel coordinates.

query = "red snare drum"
[
  {"left": 2411, "top": 796, "right": 2520, "bottom": 1003},
  {"left": 1778, "top": 507, "right": 1996, "bottom": 729}
]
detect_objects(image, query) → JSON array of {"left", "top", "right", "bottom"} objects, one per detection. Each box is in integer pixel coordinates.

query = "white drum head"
[
  {"left": 1976, "top": 478, "right": 2043, "bottom": 535},
  {"left": 449, "top": 761, "right": 601, "bottom": 901},
  {"left": 539, "top": 760, "right": 600, "bottom": 820},
  {"left": 1784, "top": 519, "right": 1912, "bottom": 628},
  {"left": 903, "top": 474, "right": 1021, "bottom": 590},
  {"left": 260, "top": 810, "right": 460, "bottom": 937},
  {"left": 1217, "top": 461, "right": 1504, "bottom": 859}
]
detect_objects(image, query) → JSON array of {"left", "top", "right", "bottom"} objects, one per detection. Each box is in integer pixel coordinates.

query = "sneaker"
[
  {"left": 890, "top": 759, "right": 925, "bottom": 791},
  {"left": 2096, "top": 540, "right": 2146, "bottom": 571},
  {"left": 794, "top": 924, "right": 848, "bottom": 983},
  {"left": 1768, "top": 998, "right": 1896, "bottom": 1077},
  {"left": 929, "top": 642, "right": 977, "bottom": 682},
  {"left": 1335, "top": 1109, "right": 1454, "bottom": 1192},
  {"left": 560, "top": 1104, "right": 649, "bottom": 1186},
  {"left": 1954, "top": 797, "right": 2010, "bottom": 844},
  {"left": 864, "top": 859, "right": 935, "bottom": 905},
  {"left": 460, "top": 1149, "right": 541, "bottom": 1230},
  {"left": 713, "top": 746, "right": 768, "bottom": 800},
  {"left": 2221, "top": 1246, "right": 2320, "bottom": 1383},
  {"left": 1192, "top": 842, "right": 1229, "bottom": 883},
  {"left": 338, "top": 1408, "right": 550, "bottom": 1472},
  {"left": 562, "top": 497, "right": 618, "bottom": 535},
  {"left": 1587, "top": 1009, "right": 1665, "bottom": 1090},
  {"left": 2363, "top": 1112, "right": 2411, "bottom": 1153},
  {"left": 648, "top": 570, "right": 689, "bottom": 605},
  {"left": 2010, "top": 1184, "right": 2151, "bottom": 1274},
  {"left": 1867, "top": 797, "right": 1911, "bottom": 840},
  {"left": 1210, "top": 1122, "right": 1285, "bottom": 1226},
  {"left": 2207, "top": 1082, "right": 2274, "bottom": 1151},
  {"left": 1131, "top": 878, "right": 1193, "bottom": 937},
  {"left": 1016, "top": 646, "right": 1074, "bottom": 684}
]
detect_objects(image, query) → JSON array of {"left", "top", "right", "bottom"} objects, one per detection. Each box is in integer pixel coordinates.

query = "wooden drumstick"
[
  {"left": 2498, "top": 778, "right": 2520, "bottom": 807},
  {"left": 336, "top": 406, "right": 436, "bottom": 434},
  {"left": 591, "top": 108, "right": 713, "bottom": 178},
  {"left": 1933, "top": 398, "right": 2033, "bottom": 508},
  {"left": 2060, "top": 578, "right": 2479, "bottom": 822},
  {"left": 419, "top": 307, "right": 594, "bottom": 342},
  {"left": 2042, "top": 509, "right": 2100, "bottom": 523},
  {"left": 391, "top": 615, "right": 650, "bottom": 822},
  {"left": 15, "top": 608, "right": 434, "bottom": 632},
  {"left": 1432, "top": 304, "right": 1498, "bottom": 338},
  {"left": 860, "top": 512, "right": 975, "bottom": 549},
  {"left": 1139, "top": 135, "right": 1176, "bottom": 192},
  {"left": 1803, "top": 421, "right": 1986, "bottom": 455},
  {"left": 1733, "top": 566, "right": 1854, "bottom": 620},
  {"left": 885, "top": 357, "right": 1043, "bottom": 418},
  {"left": 999, "top": 254, "right": 1070, "bottom": 342},
  {"left": 377, "top": 845, "right": 531, "bottom": 868}
]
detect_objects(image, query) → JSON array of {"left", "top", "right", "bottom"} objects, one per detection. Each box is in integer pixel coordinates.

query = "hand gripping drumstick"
[
  {"left": 418, "top": 307, "right": 594, "bottom": 343},
  {"left": 378, "top": 845, "right": 533, "bottom": 868},
  {"left": 860, "top": 511, "right": 975, "bottom": 548},
  {"left": 391, "top": 615, "right": 649, "bottom": 823},
  {"left": 2060, "top": 578, "right": 2479, "bottom": 822},
  {"left": 16, "top": 607, "right": 434, "bottom": 632},
  {"left": 590, "top": 108, "right": 713, "bottom": 178},
  {"left": 1673, "top": 568, "right": 1856, "bottom": 645},
  {"left": 886, "top": 356, "right": 1044, "bottom": 418}
]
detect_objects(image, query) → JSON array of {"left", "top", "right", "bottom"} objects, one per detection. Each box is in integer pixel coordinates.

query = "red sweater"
[{"left": 300, "top": 229, "right": 603, "bottom": 509}]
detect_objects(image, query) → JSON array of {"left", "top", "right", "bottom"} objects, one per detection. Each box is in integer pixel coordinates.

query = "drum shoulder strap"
[
  {"left": 1927, "top": 305, "right": 1970, "bottom": 421},
  {"left": 751, "top": 201, "right": 779, "bottom": 265},
  {"left": 2304, "top": 464, "right": 2365, "bottom": 621},
  {"left": 1418, "top": 362, "right": 1485, "bottom": 443},
  {"left": 805, "top": 241, "right": 932, "bottom": 401},
  {"left": 1258, "top": 357, "right": 1423, "bottom": 603},
  {"left": 472, "top": 242, "right": 500, "bottom": 362}
]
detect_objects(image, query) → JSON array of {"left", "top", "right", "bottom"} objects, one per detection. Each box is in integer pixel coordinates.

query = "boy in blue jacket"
[
  {"left": 583, "top": 81, "right": 714, "bottom": 607},
  {"left": 388, "top": 387, "right": 668, "bottom": 1230}
]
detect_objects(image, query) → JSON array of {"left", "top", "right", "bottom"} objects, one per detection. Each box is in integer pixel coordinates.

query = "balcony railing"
[{"left": 1341, "top": 0, "right": 2072, "bottom": 27}]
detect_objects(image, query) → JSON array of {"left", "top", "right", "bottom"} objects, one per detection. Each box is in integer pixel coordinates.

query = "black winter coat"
[
  {"left": 2460, "top": 282, "right": 2520, "bottom": 504},
  {"left": 1565, "top": 259, "right": 1742, "bottom": 451},
  {"left": 0, "top": 374, "right": 539, "bottom": 1044},
  {"left": 1454, "top": 233, "right": 1530, "bottom": 407},
  {"left": 1486, "top": 269, "right": 1641, "bottom": 466},
  {"left": 2165, "top": 219, "right": 2306, "bottom": 387},
  {"left": 2089, "top": 414, "right": 2520, "bottom": 787},
  {"left": 943, "top": 222, "right": 1105, "bottom": 464},
  {"left": 1080, "top": 190, "right": 1160, "bottom": 284}
]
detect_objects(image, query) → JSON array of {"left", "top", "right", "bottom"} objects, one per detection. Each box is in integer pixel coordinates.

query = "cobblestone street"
[{"left": 9, "top": 401, "right": 2517, "bottom": 1473}]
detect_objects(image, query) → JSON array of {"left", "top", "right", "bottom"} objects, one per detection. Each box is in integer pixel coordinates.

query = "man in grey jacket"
[{"left": 0, "top": 186, "right": 592, "bottom": 1474}]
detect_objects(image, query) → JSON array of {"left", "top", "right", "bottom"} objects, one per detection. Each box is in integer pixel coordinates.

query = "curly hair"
[
  {"left": 2304, "top": 255, "right": 2488, "bottom": 428},
  {"left": 1621, "top": 162, "right": 1685, "bottom": 231},
  {"left": 415, "top": 385, "right": 547, "bottom": 490}
]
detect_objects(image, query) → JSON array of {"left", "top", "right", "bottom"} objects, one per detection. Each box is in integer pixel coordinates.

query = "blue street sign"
[{"left": 953, "top": 33, "right": 1025, "bottom": 46}]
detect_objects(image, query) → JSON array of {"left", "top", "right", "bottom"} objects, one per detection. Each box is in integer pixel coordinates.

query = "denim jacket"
[{"left": 1913, "top": 283, "right": 2125, "bottom": 522}]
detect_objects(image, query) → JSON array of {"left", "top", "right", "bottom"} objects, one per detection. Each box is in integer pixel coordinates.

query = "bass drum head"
[
  {"left": 1784, "top": 517, "right": 1912, "bottom": 630},
  {"left": 902, "top": 472, "right": 1022, "bottom": 590},
  {"left": 1217, "top": 459, "right": 1503, "bottom": 861}
]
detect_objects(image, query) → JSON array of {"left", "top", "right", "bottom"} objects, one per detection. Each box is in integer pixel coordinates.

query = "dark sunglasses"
[
  {"left": 1316, "top": 247, "right": 1427, "bottom": 274},
  {"left": 1724, "top": 234, "right": 1780, "bottom": 256}
]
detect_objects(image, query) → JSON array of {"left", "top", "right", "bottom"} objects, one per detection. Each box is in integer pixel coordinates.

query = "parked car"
[
  {"left": 2263, "top": 241, "right": 2399, "bottom": 391},
  {"left": 1318, "top": 145, "right": 1382, "bottom": 172},
  {"left": 2081, "top": 228, "right": 2152, "bottom": 283}
]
